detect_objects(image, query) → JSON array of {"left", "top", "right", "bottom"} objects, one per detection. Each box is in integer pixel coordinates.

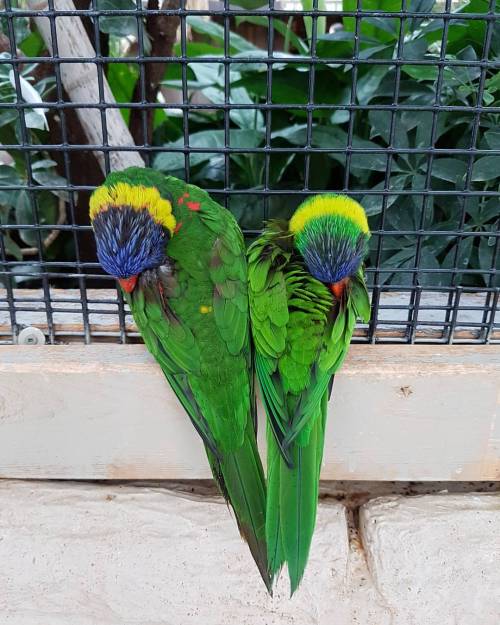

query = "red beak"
[
  {"left": 329, "top": 277, "right": 349, "bottom": 300},
  {"left": 118, "top": 275, "right": 138, "bottom": 293}
]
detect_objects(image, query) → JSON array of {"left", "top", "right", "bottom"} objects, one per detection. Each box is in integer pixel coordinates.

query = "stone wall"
[{"left": 1, "top": 481, "right": 498, "bottom": 625}]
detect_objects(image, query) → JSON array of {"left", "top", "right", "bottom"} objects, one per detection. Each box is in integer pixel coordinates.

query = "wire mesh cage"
[{"left": 0, "top": 0, "right": 498, "bottom": 345}]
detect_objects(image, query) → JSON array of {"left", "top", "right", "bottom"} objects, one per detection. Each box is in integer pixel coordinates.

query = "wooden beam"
[
  {"left": 1, "top": 289, "right": 498, "bottom": 342},
  {"left": 0, "top": 344, "right": 498, "bottom": 481}
]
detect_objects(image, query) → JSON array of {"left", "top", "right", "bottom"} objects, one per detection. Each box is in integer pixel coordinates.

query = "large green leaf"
[
  {"left": 406, "top": 0, "right": 437, "bottom": 32},
  {"left": 446, "top": 0, "right": 500, "bottom": 57},
  {"left": 378, "top": 246, "right": 416, "bottom": 286},
  {"left": 356, "top": 66, "right": 389, "bottom": 104},
  {"left": 316, "top": 30, "right": 355, "bottom": 59},
  {"left": 3, "top": 234, "right": 22, "bottom": 261},
  {"left": 479, "top": 228, "right": 500, "bottom": 286},
  {"left": 97, "top": 0, "right": 141, "bottom": 39},
  {"left": 302, "top": 0, "right": 327, "bottom": 42},
  {"left": 484, "top": 131, "right": 500, "bottom": 150},
  {"left": 417, "top": 245, "right": 443, "bottom": 286},
  {"left": 441, "top": 236, "right": 474, "bottom": 285},
  {"left": 343, "top": 0, "right": 402, "bottom": 44},
  {"left": 229, "top": 0, "right": 267, "bottom": 8},
  {"left": 472, "top": 156, "right": 500, "bottom": 182},
  {"left": 271, "top": 124, "right": 308, "bottom": 145},
  {"left": 362, "top": 175, "right": 409, "bottom": 216},
  {"left": 235, "top": 16, "right": 308, "bottom": 54},
  {"left": 107, "top": 62, "right": 139, "bottom": 124},
  {"left": 0, "top": 164, "right": 23, "bottom": 187},
  {"left": 32, "top": 168, "right": 69, "bottom": 202},
  {"left": 187, "top": 16, "right": 261, "bottom": 55},
  {"left": 201, "top": 85, "right": 264, "bottom": 130},
  {"left": 154, "top": 129, "right": 262, "bottom": 174},
  {"left": 15, "top": 190, "right": 34, "bottom": 234},
  {"left": 431, "top": 159, "right": 467, "bottom": 183}
]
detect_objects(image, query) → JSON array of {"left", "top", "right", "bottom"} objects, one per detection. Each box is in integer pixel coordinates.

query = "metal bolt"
[{"left": 17, "top": 327, "right": 46, "bottom": 346}]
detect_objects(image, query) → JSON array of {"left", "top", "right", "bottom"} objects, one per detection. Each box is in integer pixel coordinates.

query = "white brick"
[
  {"left": 360, "top": 494, "right": 500, "bottom": 625},
  {"left": 0, "top": 482, "right": 498, "bottom": 625},
  {"left": 0, "top": 481, "right": 387, "bottom": 625}
]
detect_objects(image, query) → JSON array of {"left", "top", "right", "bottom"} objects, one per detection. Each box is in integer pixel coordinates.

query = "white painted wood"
[
  {"left": 0, "top": 344, "right": 498, "bottom": 480},
  {"left": 1, "top": 288, "right": 498, "bottom": 342},
  {"left": 0, "top": 481, "right": 498, "bottom": 624},
  {"left": 27, "top": 0, "right": 144, "bottom": 173}
]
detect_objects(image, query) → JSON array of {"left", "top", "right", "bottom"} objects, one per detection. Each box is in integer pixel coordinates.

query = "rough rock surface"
[
  {"left": 0, "top": 481, "right": 498, "bottom": 625},
  {"left": 360, "top": 493, "right": 500, "bottom": 625}
]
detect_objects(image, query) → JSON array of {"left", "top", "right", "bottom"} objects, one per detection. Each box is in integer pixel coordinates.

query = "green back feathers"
[{"left": 248, "top": 203, "right": 371, "bottom": 594}]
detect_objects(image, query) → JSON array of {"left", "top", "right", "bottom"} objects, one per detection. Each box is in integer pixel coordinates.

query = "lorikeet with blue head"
[
  {"left": 89, "top": 166, "right": 271, "bottom": 592},
  {"left": 247, "top": 195, "right": 371, "bottom": 594}
]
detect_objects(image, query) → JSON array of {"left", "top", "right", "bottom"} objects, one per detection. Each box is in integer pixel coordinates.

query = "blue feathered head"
[
  {"left": 290, "top": 194, "right": 370, "bottom": 286},
  {"left": 89, "top": 172, "right": 176, "bottom": 292}
]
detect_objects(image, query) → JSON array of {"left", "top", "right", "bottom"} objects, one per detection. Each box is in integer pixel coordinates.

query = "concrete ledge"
[
  {"left": 0, "top": 481, "right": 498, "bottom": 624},
  {"left": 1, "top": 344, "right": 499, "bottom": 481}
]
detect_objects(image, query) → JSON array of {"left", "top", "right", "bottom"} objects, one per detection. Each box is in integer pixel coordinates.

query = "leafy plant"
[
  {"left": 151, "top": 0, "right": 499, "bottom": 286},
  {"left": 0, "top": 0, "right": 498, "bottom": 289},
  {"left": 0, "top": 14, "right": 68, "bottom": 279}
]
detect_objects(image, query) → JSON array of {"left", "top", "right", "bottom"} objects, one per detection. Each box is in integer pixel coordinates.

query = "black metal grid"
[{"left": 0, "top": 1, "right": 498, "bottom": 345}]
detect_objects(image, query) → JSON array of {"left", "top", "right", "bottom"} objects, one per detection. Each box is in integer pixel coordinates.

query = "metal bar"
[
  {"left": 2, "top": 56, "right": 499, "bottom": 68},
  {"left": 4, "top": 8, "right": 500, "bottom": 19},
  {"left": 408, "top": 0, "right": 452, "bottom": 342},
  {"left": 0, "top": 3, "right": 497, "bottom": 347}
]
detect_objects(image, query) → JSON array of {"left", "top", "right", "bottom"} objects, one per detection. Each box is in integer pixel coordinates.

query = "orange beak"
[
  {"left": 329, "top": 277, "right": 349, "bottom": 300},
  {"left": 118, "top": 275, "right": 138, "bottom": 293}
]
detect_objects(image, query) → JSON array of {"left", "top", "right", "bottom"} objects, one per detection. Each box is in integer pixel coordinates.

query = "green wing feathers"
[
  {"left": 127, "top": 178, "right": 271, "bottom": 592},
  {"left": 100, "top": 169, "right": 371, "bottom": 594},
  {"left": 267, "top": 396, "right": 326, "bottom": 595},
  {"left": 248, "top": 224, "right": 370, "bottom": 594}
]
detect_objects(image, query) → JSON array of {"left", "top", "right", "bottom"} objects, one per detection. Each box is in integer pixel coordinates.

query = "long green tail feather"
[
  {"left": 280, "top": 416, "right": 318, "bottom": 596},
  {"left": 266, "top": 423, "right": 285, "bottom": 578},
  {"left": 267, "top": 395, "right": 327, "bottom": 595},
  {"left": 208, "top": 425, "right": 272, "bottom": 593}
]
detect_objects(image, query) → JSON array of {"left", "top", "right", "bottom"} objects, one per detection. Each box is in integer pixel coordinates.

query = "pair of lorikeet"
[{"left": 90, "top": 167, "right": 370, "bottom": 596}]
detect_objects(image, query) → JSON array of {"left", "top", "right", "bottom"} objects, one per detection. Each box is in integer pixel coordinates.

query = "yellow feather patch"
[
  {"left": 89, "top": 182, "right": 176, "bottom": 235},
  {"left": 289, "top": 194, "right": 369, "bottom": 235}
]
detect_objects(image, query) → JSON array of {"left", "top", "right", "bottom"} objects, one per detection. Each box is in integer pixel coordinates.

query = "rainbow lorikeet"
[
  {"left": 89, "top": 167, "right": 271, "bottom": 592},
  {"left": 247, "top": 195, "right": 371, "bottom": 594}
]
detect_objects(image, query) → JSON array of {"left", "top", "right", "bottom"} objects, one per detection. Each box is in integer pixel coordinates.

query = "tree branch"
[{"left": 129, "top": 0, "right": 180, "bottom": 152}]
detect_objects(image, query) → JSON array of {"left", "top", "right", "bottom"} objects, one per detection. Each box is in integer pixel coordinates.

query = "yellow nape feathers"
[
  {"left": 289, "top": 194, "right": 369, "bottom": 235},
  {"left": 89, "top": 181, "right": 176, "bottom": 235}
]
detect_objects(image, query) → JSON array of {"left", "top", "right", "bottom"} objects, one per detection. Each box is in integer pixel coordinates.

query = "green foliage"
[
  {"left": 97, "top": 0, "right": 152, "bottom": 53},
  {"left": 1, "top": 1, "right": 498, "bottom": 288},
  {"left": 0, "top": 14, "right": 68, "bottom": 281},
  {"left": 151, "top": 0, "right": 499, "bottom": 287}
]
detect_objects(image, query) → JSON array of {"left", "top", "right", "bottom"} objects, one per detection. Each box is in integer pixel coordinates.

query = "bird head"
[
  {"left": 89, "top": 169, "right": 176, "bottom": 293},
  {"left": 289, "top": 195, "right": 369, "bottom": 296}
]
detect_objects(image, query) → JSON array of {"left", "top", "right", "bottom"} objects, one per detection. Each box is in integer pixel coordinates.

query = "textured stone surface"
[
  {"left": 0, "top": 481, "right": 498, "bottom": 625},
  {"left": 360, "top": 493, "right": 500, "bottom": 625}
]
